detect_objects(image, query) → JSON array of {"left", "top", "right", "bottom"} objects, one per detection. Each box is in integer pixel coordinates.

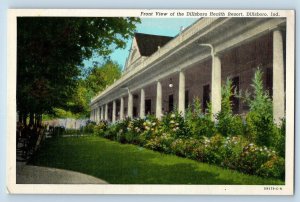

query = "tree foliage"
[
  {"left": 246, "top": 69, "right": 277, "bottom": 147},
  {"left": 17, "top": 17, "right": 140, "bottom": 124},
  {"left": 85, "top": 61, "right": 122, "bottom": 95},
  {"left": 70, "top": 61, "right": 122, "bottom": 117},
  {"left": 216, "top": 79, "right": 244, "bottom": 137}
]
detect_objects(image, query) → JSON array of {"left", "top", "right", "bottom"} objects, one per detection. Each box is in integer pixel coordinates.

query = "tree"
[
  {"left": 71, "top": 60, "right": 122, "bottom": 117},
  {"left": 86, "top": 61, "right": 122, "bottom": 95},
  {"left": 17, "top": 17, "right": 140, "bottom": 125},
  {"left": 216, "top": 79, "right": 244, "bottom": 137},
  {"left": 246, "top": 69, "right": 277, "bottom": 147}
]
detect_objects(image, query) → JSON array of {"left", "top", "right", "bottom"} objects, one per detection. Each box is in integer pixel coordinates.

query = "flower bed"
[{"left": 92, "top": 113, "right": 284, "bottom": 180}]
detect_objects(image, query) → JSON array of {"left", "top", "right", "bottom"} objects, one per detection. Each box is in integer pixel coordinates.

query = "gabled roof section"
[{"left": 134, "top": 33, "right": 174, "bottom": 56}]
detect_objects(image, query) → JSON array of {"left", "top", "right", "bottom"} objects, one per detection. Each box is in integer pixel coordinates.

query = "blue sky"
[{"left": 84, "top": 18, "right": 198, "bottom": 70}]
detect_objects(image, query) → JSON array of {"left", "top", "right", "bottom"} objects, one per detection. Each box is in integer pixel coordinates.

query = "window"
[
  {"left": 145, "top": 99, "right": 151, "bottom": 115},
  {"left": 202, "top": 84, "right": 210, "bottom": 112},
  {"left": 116, "top": 100, "right": 120, "bottom": 116},
  {"left": 169, "top": 94, "right": 174, "bottom": 112},
  {"left": 231, "top": 76, "right": 240, "bottom": 114},
  {"left": 124, "top": 107, "right": 127, "bottom": 116},
  {"left": 108, "top": 106, "right": 112, "bottom": 121}
]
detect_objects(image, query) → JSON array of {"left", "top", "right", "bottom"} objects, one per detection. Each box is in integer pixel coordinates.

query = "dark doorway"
[
  {"left": 124, "top": 107, "right": 127, "bottom": 117},
  {"left": 116, "top": 100, "right": 120, "bottom": 118},
  {"left": 185, "top": 90, "right": 189, "bottom": 109},
  {"left": 266, "top": 67, "right": 273, "bottom": 97},
  {"left": 231, "top": 76, "right": 240, "bottom": 114},
  {"left": 108, "top": 103, "right": 113, "bottom": 122},
  {"left": 202, "top": 84, "right": 210, "bottom": 112},
  {"left": 133, "top": 106, "right": 138, "bottom": 118},
  {"left": 169, "top": 94, "right": 174, "bottom": 112},
  {"left": 145, "top": 99, "right": 151, "bottom": 115}
]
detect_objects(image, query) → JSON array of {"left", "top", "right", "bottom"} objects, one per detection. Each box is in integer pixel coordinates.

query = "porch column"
[
  {"left": 273, "top": 29, "right": 285, "bottom": 124},
  {"left": 156, "top": 81, "right": 162, "bottom": 119},
  {"left": 178, "top": 70, "right": 185, "bottom": 116},
  {"left": 95, "top": 108, "right": 98, "bottom": 123},
  {"left": 104, "top": 104, "right": 108, "bottom": 121},
  {"left": 120, "top": 97, "right": 124, "bottom": 120},
  {"left": 98, "top": 107, "right": 101, "bottom": 123},
  {"left": 99, "top": 107, "right": 101, "bottom": 122},
  {"left": 112, "top": 100, "right": 116, "bottom": 123},
  {"left": 100, "top": 106, "right": 103, "bottom": 121},
  {"left": 100, "top": 106, "right": 104, "bottom": 120},
  {"left": 211, "top": 55, "right": 221, "bottom": 120},
  {"left": 93, "top": 109, "right": 96, "bottom": 121},
  {"left": 98, "top": 107, "right": 100, "bottom": 122},
  {"left": 128, "top": 91, "right": 133, "bottom": 118},
  {"left": 95, "top": 109, "right": 97, "bottom": 121},
  {"left": 98, "top": 107, "right": 101, "bottom": 122},
  {"left": 140, "top": 88, "right": 145, "bottom": 118}
]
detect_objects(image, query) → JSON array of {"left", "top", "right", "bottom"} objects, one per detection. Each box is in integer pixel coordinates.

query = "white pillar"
[
  {"left": 90, "top": 109, "right": 93, "bottom": 120},
  {"left": 100, "top": 106, "right": 103, "bottom": 121},
  {"left": 98, "top": 107, "right": 101, "bottom": 123},
  {"left": 99, "top": 107, "right": 102, "bottom": 121},
  {"left": 98, "top": 107, "right": 100, "bottom": 122},
  {"left": 140, "top": 88, "right": 145, "bottom": 118},
  {"left": 273, "top": 29, "right": 285, "bottom": 124},
  {"left": 120, "top": 97, "right": 124, "bottom": 120},
  {"left": 100, "top": 106, "right": 103, "bottom": 120},
  {"left": 211, "top": 55, "right": 221, "bottom": 120},
  {"left": 178, "top": 71, "right": 185, "bottom": 116},
  {"left": 102, "top": 106, "right": 105, "bottom": 120},
  {"left": 93, "top": 109, "right": 96, "bottom": 122},
  {"left": 99, "top": 107, "right": 101, "bottom": 122},
  {"left": 95, "top": 108, "right": 98, "bottom": 123},
  {"left": 95, "top": 109, "right": 97, "bottom": 121},
  {"left": 112, "top": 100, "right": 116, "bottom": 123},
  {"left": 104, "top": 104, "right": 108, "bottom": 121},
  {"left": 128, "top": 91, "right": 133, "bottom": 118},
  {"left": 156, "top": 81, "right": 162, "bottom": 119}
]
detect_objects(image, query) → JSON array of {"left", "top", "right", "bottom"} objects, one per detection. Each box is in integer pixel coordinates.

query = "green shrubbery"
[
  {"left": 216, "top": 79, "right": 245, "bottom": 137},
  {"left": 245, "top": 69, "right": 276, "bottom": 147},
  {"left": 185, "top": 98, "right": 216, "bottom": 138},
  {"left": 83, "top": 122, "right": 97, "bottom": 134},
  {"left": 161, "top": 110, "right": 190, "bottom": 139},
  {"left": 92, "top": 69, "right": 285, "bottom": 180}
]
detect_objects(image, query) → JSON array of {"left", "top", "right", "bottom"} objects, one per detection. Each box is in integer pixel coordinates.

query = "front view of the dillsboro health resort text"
[{"left": 140, "top": 11, "right": 281, "bottom": 17}]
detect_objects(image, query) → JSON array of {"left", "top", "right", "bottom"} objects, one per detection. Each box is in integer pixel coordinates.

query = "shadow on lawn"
[{"left": 28, "top": 136, "right": 282, "bottom": 185}]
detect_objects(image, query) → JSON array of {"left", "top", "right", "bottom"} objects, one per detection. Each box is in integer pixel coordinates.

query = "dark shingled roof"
[{"left": 134, "top": 33, "right": 174, "bottom": 57}]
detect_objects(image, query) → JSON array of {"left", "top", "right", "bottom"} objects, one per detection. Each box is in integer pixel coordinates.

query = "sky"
[{"left": 84, "top": 18, "right": 198, "bottom": 70}]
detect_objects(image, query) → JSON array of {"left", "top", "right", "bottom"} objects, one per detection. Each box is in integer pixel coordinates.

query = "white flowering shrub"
[{"left": 160, "top": 111, "right": 190, "bottom": 138}]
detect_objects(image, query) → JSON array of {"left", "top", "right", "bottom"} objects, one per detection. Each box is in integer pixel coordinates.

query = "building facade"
[{"left": 90, "top": 17, "right": 286, "bottom": 124}]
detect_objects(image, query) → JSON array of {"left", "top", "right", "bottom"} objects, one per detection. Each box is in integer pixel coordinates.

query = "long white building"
[{"left": 90, "top": 17, "right": 286, "bottom": 124}]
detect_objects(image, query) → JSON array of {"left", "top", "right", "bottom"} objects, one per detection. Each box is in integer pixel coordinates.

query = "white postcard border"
[{"left": 7, "top": 9, "right": 295, "bottom": 195}]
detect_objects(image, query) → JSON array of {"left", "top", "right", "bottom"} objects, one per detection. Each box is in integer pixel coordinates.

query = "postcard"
[{"left": 7, "top": 9, "right": 295, "bottom": 195}]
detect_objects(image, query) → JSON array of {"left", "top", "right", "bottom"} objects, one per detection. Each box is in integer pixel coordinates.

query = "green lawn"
[{"left": 29, "top": 136, "right": 284, "bottom": 184}]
